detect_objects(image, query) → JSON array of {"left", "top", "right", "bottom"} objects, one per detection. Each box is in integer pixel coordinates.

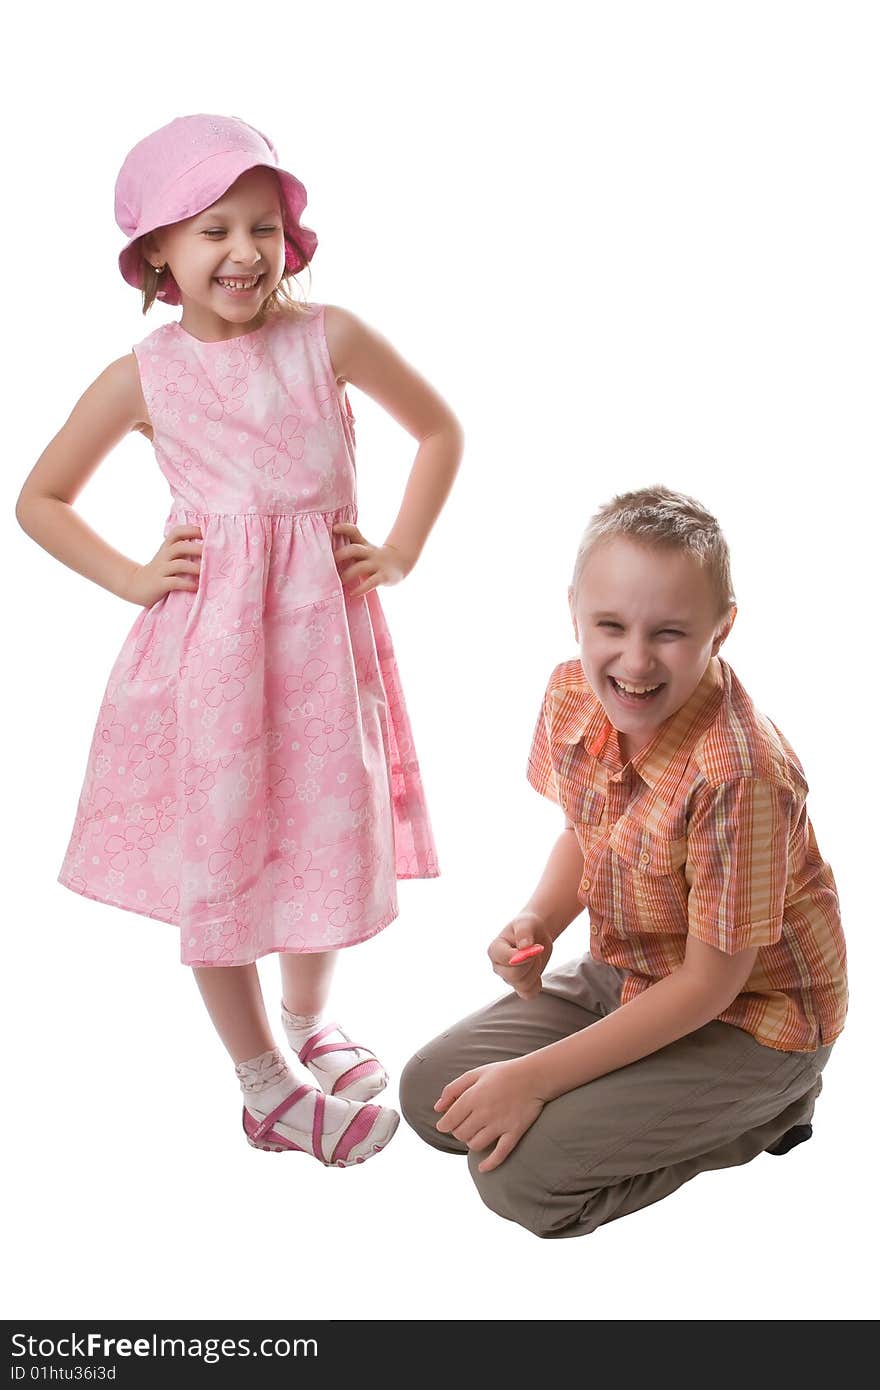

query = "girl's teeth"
[{"left": 216, "top": 276, "right": 260, "bottom": 290}]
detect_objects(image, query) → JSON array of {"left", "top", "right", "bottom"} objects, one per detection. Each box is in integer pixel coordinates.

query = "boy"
[{"left": 399, "top": 487, "right": 846, "bottom": 1238}]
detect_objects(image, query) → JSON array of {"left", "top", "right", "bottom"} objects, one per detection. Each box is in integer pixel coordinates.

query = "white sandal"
[{"left": 282, "top": 1010, "right": 389, "bottom": 1102}]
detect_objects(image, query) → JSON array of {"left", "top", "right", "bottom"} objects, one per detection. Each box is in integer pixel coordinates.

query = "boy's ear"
[{"left": 711, "top": 605, "right": 737, "bottom": 656}]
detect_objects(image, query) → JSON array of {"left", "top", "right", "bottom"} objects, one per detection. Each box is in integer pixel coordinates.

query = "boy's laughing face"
[{"left": 571, "top": 537, "right": 735, "bottom": 761}]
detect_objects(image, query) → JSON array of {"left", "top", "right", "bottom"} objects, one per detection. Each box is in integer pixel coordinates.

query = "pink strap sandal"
[
  {"left": 242, "top": 1085, "right": 398, "bottom": 1167},
  {"left": 297, "top": 1023, "right": 388, "bottom": 1101}
]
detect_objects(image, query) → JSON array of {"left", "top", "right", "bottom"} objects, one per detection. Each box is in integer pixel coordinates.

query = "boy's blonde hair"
[{"left": 572, "top": 486, "right": 736, "bottom": 618}]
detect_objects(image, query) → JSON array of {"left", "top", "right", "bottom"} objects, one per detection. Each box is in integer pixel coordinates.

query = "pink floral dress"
[{"left": 58, "top": 306, "right": 438, "bottom": 965}]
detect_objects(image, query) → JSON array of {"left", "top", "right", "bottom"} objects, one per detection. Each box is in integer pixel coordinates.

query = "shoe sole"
[{"left": 243, "top": 1110, "right": 399, "bottom": 1167}]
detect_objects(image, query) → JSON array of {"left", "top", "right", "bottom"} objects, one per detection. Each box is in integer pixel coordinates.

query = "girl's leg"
[
  {"left": 192, "top": 963, "right": 274, "bottom": 1063},
  {"left": 278, "top": 950, "right": 389, "bottom": 1102},
  {"left": 192, "top": 963, "right": 398, "bottom": 1166},
  {"left": 279, "top": 950, "right": 337, "bottom": 1018}
]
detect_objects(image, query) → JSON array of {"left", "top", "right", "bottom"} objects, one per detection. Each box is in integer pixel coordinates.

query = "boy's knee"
[
  {"left": 399, "top": 1051, "right": 443, "bottom": 1143},
  {"left": 467, "top": 1149, "right": 569, "bottom": 1239}
]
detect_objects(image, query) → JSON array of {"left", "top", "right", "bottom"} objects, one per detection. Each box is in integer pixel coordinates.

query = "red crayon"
[{"left": 509, "top": 943, "right": 544, "bottom": 966}]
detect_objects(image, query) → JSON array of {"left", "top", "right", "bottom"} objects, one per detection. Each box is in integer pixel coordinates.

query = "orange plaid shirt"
[{"left": 527, "top": 657, "right": 847, "bottom": 1052}]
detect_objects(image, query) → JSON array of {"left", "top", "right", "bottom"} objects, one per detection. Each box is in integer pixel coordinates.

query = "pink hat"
[{"left": 114, "top": 114, "right": 318, "bottom": 306}]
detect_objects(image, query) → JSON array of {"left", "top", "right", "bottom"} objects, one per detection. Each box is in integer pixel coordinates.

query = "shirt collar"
[
  {"left": 555, "top": 658, "right": 726, "bottom": 788},
  {"left": 631, "top": 657, "right": 725, "bottom": 788}
]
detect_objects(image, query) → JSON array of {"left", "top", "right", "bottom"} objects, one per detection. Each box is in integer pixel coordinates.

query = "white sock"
[
  {"left": 280, "top": 1009, "right": 325, "bottom": 1053},
  {"left": 235, "top": 1047, "right": 367, "bottom": 1136}
]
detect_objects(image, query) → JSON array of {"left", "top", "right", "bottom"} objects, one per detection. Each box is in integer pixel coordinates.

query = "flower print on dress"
[
  {"left": 200, "top": 374, "right": 249, "bottom": 422},
  {"left": 285, "top": 658, "right": 337, "bottom": 718},
  {"left": 397, "top": 846, "right": 440, "bottom": 878},
  {"left": 355, "top": 652, "right": 380, "bottom": 688},
  {"left": 254, "top": 415, "right": 305, "bottom": 481},
  {"left": 266, "top": 762, "right": 296, "bottom": 819},
  {"left": 326, "top": 753, "right": 371, "bottom": 813},
  {"left": 192, "top": 733, "right": 215, "bottom": 761},
  {"left": 168, "top": 442, "right": 206, "bottom": 493},
  {"left": 104, "top": 823, "right": 155, "bottom": 873},
  {"left": 200, "top": 894, "right": 257, "bottom": 964},
  {"left": 229, "top": 335, "right": 266, "bottom": 377},
  {"left": 90, "top": 786, "right": 125, "bottom": 825},
  {"left": 208, "top": 819, "right": 258, "bottom": 885},
  {"left": 162, "top": 359, "right": 198, "bottom": 399},
  {"left": 278, "top": 849, "right": 323, "bottom": 900},
  {"left": 304, "top": 618, "right": 327, "bottom": 652},
  {"left": 97, "top": 702, "right": 126, "bottom": 749},
  {"left": 205, "top": 553, "right": 255, "bottom": 599},
  {"left": 312, "top": 383, "right": 336, "bottom": 419},
  {"left": 128, "top": 706, "right": 177, "bottom": 783},
  {"left": 203, "top": 652, "right": 252, "bottom": 708},
  {"left": 150, "top": 884, "right": 180, "bottom": 922},
  {"left": 303, "top": 704, "right": 354, "bottom": 756},
  {"left": 296, "top": 776, "right": 320, "bottom": 805},
  {"left": 236, "top": 748, "right": 265, "bottom": 803},
  {"left": 287, "top": 377, "right": 337, "bottom": 423},
  {"left": 143, "top": 794, "right": 178, "bottom": 836},
  {"left": 236, "top": 602, "right": 264, "bottom": 636},
  {"left": 221, "top": 625, "right": 260, "bottom": 663},
  {"left": 324, "top": 876, "right": 369, "bottom": 929},
  {"left": 181, "top": 753, "right": 234, "bottom": 815}
]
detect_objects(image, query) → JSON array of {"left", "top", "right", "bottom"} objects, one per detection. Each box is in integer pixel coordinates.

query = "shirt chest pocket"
[
  {"left": 562, "top": 785, "right": 606, "bottom": 832},
  {"left": 591, "top": 819, "right": 690, "bottom": 934}
]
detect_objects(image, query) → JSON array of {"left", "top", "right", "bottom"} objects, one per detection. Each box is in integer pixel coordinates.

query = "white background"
[{"left": 3, "top": 0, "right": 877, "bottom": 1322}]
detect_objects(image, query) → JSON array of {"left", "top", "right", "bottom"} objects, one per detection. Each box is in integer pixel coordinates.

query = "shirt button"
[
  {"left": 590, "top": 924, "right": 598, "bottom": 935},
  {"left": 582, "top": 877, "right": 591, "bottom": 889},
  {"left": 640, "top": 852, "right": 651, "bottom": 865}
]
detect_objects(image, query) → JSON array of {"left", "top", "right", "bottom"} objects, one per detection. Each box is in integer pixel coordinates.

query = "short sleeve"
[
  {"left": 686, "top": 778, "right": 795, "bottom": 953},
  {"left": 527, "top": 688, "right": 561, "bottom": 807}
]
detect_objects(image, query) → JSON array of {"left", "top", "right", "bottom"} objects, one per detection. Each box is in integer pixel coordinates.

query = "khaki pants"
[{"left": 400, "top": 956, "right": 833, "bottom": 1239}]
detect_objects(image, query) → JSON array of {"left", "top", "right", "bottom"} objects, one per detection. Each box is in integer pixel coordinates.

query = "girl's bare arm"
[
  {"left": 324, "top": 306, "right": 463, "bottom": 589},
  {"left": 16, "top": 355, "right": 201, "bottom": 606}
]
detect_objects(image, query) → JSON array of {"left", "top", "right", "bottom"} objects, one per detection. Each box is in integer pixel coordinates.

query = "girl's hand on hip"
[
  {"left": 122, "top": 525, "right": 203, "bottom": 607},
  {"left": 488, "top": 912, "right": 554, "bottom": 1001},
  {"left": 333, "top": 522, "right": 410, "bottom": 597},
  {"left": 434, "top": 1059, "right": 546, "bottom": 1173}
]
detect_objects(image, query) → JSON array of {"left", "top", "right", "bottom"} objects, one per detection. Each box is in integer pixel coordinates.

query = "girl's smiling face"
[
  {"left": 570, "top": 537, "right": 735, "bottom": 762},
  {"left": 144, "top": 167, "right": 287, "bottom": 342}
]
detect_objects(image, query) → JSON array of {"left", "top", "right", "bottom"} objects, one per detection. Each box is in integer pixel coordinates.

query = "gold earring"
[{"left": 154, "top": 263, "right": 166, "bottom": 275}]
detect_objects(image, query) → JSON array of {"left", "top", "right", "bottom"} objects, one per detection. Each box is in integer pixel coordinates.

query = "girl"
[{"left": 16, "top": 114, "right": 463, "bottom": 1168}]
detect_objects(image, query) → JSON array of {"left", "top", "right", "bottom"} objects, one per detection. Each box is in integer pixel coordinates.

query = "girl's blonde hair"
[{"left": 572, "top": 486, "right": 736, "bottom": 617}]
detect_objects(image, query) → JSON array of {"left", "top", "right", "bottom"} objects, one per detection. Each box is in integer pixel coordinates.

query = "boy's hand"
[
  {"left": 434, "top": 1058, "right": 545, "bottom": 1173},
  {"left": 122, "top": 525, "right": 203, "bottom": 608},
  {"left": 333, "top": 522, "right": 411, "bottom": 597},
  {"left": 488, "top": 911, "right": 553, "bottom": 1000}
]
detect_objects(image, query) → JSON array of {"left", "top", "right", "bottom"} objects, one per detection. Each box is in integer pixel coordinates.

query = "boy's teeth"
[{"left": 612, "top": 678, "right": 661, "bottom": 694}]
